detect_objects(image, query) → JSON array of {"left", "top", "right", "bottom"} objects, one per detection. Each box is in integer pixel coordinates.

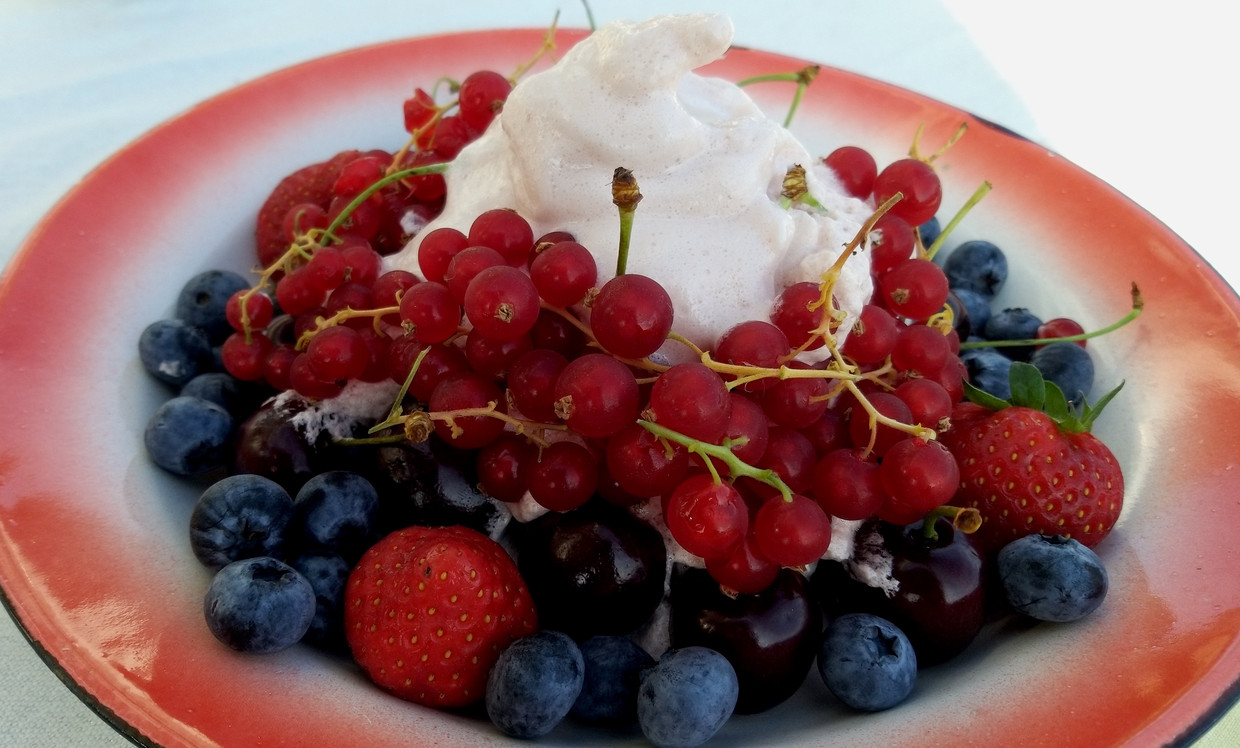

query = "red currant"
[
  {"left": 552, "top": 353, "right": 641, "bottom": 439},
  {"left": 462, "top": 265, "right": 540, "bottom": 342},
  {"left": 467, "top": 208, "right": 534, "bottom": 267},
  {"left": 873, "top": 158, "right": 942, "bottom": 227},
  {"left": 647, "top": 362, "right": 732, "bottom": 444},
  {"left": 457, "top": 70, "right": 513, "bottom": 134},
  {"left": 753, "top": 493, "right": 832, "bottom": 567},
  {"left": 665, "top": 474, "right": 749, "bottom": 560},
  {"left": 589, "top": 274, "right": 674, "bottom": 360},
  {"left": 822, "top": 145, "right": 877, "bottom": 198},
  {"left": 529, "top": 241, "right": 598, "bottom": 307},
  {"left": 878, "top": 258, "right": 950, "bottom": 320},
  {"left": 527, "top": 440, "right": 598, "bottom": 512},
  {"left": 477, "top": 433, "right": 535, "bottom": 503},
  {"left": 605, "top": 422, "right": 690, "bottom": 499},
  {"left": 427, "top": 371, "right": 506, "bottom": 450}
]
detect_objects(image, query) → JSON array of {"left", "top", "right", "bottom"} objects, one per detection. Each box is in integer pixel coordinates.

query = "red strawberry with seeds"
[
  {"left": 344, "top": 525, "right": 538, "bottom": 708},
  {"left": 941, "top": 362, "right": 1124, "bottom": 555},
  {"left": 255, "top": 150, "right": 362, "bottom": 266}
]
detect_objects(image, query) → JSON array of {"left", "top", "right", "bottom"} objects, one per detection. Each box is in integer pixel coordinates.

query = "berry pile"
[{"left": 137, "top": 38, "right": 1140, "bottom": 748}]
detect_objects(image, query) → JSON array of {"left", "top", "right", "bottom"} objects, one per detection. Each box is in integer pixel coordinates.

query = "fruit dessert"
[{"left": 137, "top": 11, "right": 1141, "bottom": 747}]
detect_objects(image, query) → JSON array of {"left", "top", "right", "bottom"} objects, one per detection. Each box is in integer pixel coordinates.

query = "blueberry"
[
  {"left": 189, "top": 474, "right": 294, "bottom": 567},
  {"left": 288, "top": 550, "right": 351, "bottom": 649},
  {"left": 486, "top": 630, "right": 585, "bottom": 739},
  {"left": 942, "top": 239, "right": 1008, "bottom": 297},
  {"left": 817, "top": 612, "right": 917, "bottom": 711},
  {"left": 203, "top": 556, "right": 316, "bottom": 653},
  {"left": 139, "top": 318, "right": 215, "bottom": 387},
  {"left": 917, "top": 216, "right": 941, "bottom": 249},
  {"left": 637, "top": 647, "right": 738, "bottom": 748},
  {"left": 997, "top": 534, "right": 1108, "bottom": 622},
  {"left": 290, "top": 471, "right": 380, "bottom": 561},
  {"left": 180, "top": 372, "right": 269, "bottom": 417},
  {"left": 982, "top": 307, "right": 1043, "bottom": 361},
  {"left": 1030, "top": 341, "right": 1095, "bottom": 404},
  {"left": 571, "top": 635, "right": 655, "bottom": 726},
  {"left": 143, "top": 395, "right": 234, "bottom": 476},
  {"left": 960, "top": 346, "right": 1014, "bottom": 400},
  {"left": 950, "top": 286, "right": 991, "bottom": 334},
  {"left": 176, "top": 269, "right": 250, "bottom": 343}
]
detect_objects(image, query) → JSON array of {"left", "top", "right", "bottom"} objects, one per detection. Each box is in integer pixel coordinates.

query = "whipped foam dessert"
[
  {"left": 388, "top": 13, "right": 885, "bottom": 576},
  {"left": 388, "top": 13, "right": 875, "bottom": 352}
]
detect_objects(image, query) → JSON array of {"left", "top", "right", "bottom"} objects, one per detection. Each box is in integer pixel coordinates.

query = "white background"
[{"left": 1, "top": 1, "right": 1235, "bottom": 746}]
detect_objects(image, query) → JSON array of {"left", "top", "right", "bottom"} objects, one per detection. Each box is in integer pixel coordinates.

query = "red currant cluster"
[
  {"left": 222, "top": 61, "right": 976, "bottom": 599},
  {"left": 805, "top": 144, "right": 967, "bottom": 523},
  {"left": 219, "top": 69, "right": 521, "bottom": 396}
]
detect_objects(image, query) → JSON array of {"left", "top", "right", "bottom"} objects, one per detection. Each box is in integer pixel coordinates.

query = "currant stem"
[
  {"left": 786, "top": 65, "right": 819, "bottom": 127},
  {"left": 295, "top": 305, "right": 400, "bottom": 350},
  {"left": 510, "top": 10, "right": 560, "bottom": 82},
  {"left": 324, "top": 163, "right": 449, "bottom": 238},
  {"left": 958, "top": 282, "right": 1143, "bottom": 350},
  {"left": 580, "top": 0, "right": 597, "bottom": 31},
  {"left": 612, "top": 167, "right": 642, "bottom": 276},
  {"left": 910, "top": 121, "right": 969, "bottom": 163},
  {"left": 541, "top": 301, "right": 669, "bottom": 373},
  {"left": 844, "top": 379, "right": 937, "bottom": 458},
  {"left": 735, "top": 66, "right": 819, "bottom": 128},
  {"left": 920, "top": 506, "right": 983, "bottom": 540},
  {"left": 924, "top": 180, "right": 992, "bottom": 261},
  {"left": 369, "top": 345, "right": 431, "bottom": 434},
  {"left": 638, "top": 419, "right": 794, "bottom": 502}
]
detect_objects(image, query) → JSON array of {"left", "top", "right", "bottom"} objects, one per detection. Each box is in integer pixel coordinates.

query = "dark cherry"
[
  {"left": 514, "top": 499, "right": 666, "bottom": 640},
  {"left": 359, "top": 436, "right": 507, "bottom": 538},
  {"left": 815, "top": 517, "right": 986, "bottom": 666},
  {"left": 670, "top": 566, "right": 822, "bottom": 714},
  {"left": 233, "top": 397, "right": 334, "bottom": 493}
]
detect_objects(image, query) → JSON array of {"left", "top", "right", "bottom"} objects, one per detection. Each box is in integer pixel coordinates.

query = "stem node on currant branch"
[
  {"left": 638, "top": 419, "right": 794, "bottom": 502},
  {"left": 612, "top": 167, "right": 642, "bottom": 276}
]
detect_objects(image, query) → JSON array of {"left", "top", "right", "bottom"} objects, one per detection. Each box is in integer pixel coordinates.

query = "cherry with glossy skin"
[
  {"left": 233, "top": 397, "right": 357, "bottom": 494},
  {"left": 515, "top": 500, "right": 667, "bottom": 640},
  {"left": 358, "top": 437, "right": 507, "bottom": 537},
  {"left": 815, "top": 517, "right": 986, "bottom": 666},
  {"left": 670, "top": 567, "right": 822, "bottom": 714}
]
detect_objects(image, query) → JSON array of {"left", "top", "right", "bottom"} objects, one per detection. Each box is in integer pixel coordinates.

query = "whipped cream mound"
[{"left": 389, "top": 13, "right": 875, "bottom": 350}]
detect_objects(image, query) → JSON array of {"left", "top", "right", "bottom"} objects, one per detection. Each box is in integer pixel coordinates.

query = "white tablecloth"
[{"left": 2, "top": 1, "right": 1235, "bottom": 745}]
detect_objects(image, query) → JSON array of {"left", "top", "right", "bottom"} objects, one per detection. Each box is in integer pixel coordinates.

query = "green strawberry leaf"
[
  {"left": 962, "top": 379, "right": 1009, "bottom": 411},
  {"left": 1042, "top": 380, "right": 1071, "bottom": 423},
  {"left": 962, "top": 359, "right": 1124, "bottom": 434},
  {"left": 1008, "top": 362, "right": 1046, "bottom": 410},
  {"left": 1075, "top": 379, "right": 1125, "bottom": 433}
]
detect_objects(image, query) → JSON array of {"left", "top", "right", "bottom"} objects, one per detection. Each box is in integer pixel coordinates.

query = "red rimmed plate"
[{"left": 1, "top": 26, "right": 1238, "bottom": 748}]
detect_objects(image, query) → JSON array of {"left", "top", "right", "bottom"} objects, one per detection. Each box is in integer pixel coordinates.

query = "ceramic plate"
[{"left": 2, "top": 26, "right": 1239, "bottom": 748}]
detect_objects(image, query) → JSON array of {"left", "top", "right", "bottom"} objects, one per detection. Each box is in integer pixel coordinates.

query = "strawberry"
[
  {"left": 254, "top": 150, "right": 361, "bottom": 266},
  {"left": 941, "top": 362, "right": 1124, "bottom": 555},
  {"left": 343, "top": 525, "right": 538, "bottom": 708}
]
